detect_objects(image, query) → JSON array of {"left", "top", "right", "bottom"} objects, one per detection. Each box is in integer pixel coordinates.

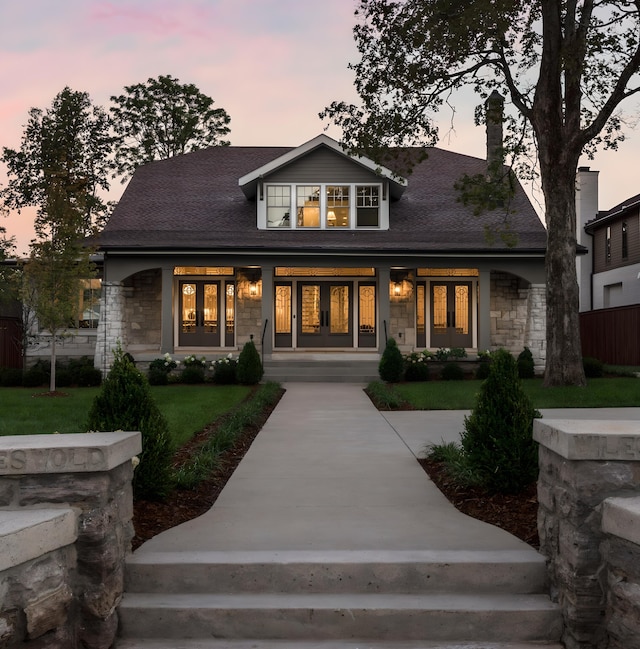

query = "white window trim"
[{"left": 258, "top": 182, "right": 389, "bottom": 231}]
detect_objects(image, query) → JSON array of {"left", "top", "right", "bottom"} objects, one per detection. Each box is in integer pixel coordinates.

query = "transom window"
[{"left": 264, "top": 183, "right": 383, "bottom": 230}]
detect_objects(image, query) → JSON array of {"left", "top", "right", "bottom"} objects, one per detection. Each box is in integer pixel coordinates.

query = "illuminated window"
[
  {"left": 267, "top": 186, "right": 291, "bottom": 228},
  {"left": 78, "top": 279, "right": 101, "bottom": 329},
  {"left": 326, "top": 186, "right": 350, "bottom": 228},
  {"left": 297, "top": 186, "right": 320, "bottom": 227}
]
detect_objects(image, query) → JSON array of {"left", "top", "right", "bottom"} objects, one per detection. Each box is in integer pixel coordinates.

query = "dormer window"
[{"left": 263, "top": 183, "right": 385, "bottom": 230}]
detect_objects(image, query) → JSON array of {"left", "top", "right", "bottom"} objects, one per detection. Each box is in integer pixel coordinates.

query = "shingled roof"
[{"left": 97, "top": 139, "right": 547, "bottom": 255}]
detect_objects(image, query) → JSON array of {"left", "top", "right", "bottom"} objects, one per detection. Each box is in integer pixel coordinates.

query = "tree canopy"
[
  {"left": 110, "top": 74, "right": 231, "bottom": 179},
  {"left": 0, "top": 88, "right": 102, "bottom": 392},
  {"left": 1, "top": 87, "right": 114, "bottom": 235},
  {"left": 323, "top": 0, "right": 640, "bottom": 386}
]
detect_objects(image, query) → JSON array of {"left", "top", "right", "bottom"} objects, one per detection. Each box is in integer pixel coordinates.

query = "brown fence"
[
  {"left": 580, "top": 304, "right": 640, "bottom": 366},
  {"left": 0, "top": 317, "right": 23, "bottom": 369}
]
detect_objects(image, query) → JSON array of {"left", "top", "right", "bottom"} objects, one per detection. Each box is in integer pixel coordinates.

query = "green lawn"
[
  {"left": 393, "top": 377, "right": 640, "bottom": 410},
  {"left": 0, "top": 384, "right": 252, "bottom": 445}
]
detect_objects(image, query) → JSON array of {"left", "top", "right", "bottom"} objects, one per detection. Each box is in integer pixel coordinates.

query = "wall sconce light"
[
  {"left": 249, "top": 281, "right": 258, "bottom": 297},
  {"left": 393, "top": 282, "right": 402, "bottom": 297}
]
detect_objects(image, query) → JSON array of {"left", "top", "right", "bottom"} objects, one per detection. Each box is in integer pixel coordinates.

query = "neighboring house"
[
  {"left": 92, "top": 121, "right": 548, "bottom": 376},
  {"left": 577, "top": 168, "right": 640, "bottom": 364},
  {"left": 578, "top": 169, "right": 640, "bottom": 310}
]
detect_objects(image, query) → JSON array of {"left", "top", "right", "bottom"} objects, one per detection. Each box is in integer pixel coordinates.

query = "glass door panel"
[
  {"left": 358, "top": 283, "right": 376, "bottom": 347},
  {"left": 297, "top": 282, "right": 353, "bottom": 347},
  {"left": 274, "top": 283, "right": 292, "bottom": 347},
  {"left": 430, "top": 282, "right": 472, "bottom": 348},
  {"left": 179, "top": 280, "right": 221, "bottom": 346}
]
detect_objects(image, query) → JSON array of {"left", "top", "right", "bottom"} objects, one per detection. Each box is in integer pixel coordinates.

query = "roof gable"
[{"left": 238, "top": 134, "right": 407, "bottom": 200}]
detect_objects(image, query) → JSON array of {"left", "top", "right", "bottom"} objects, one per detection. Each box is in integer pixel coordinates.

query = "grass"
[
  {"left": 0, "top": 384, "right": 252, "bottom": 443},
  {"left": 385, "top": 376, "right": 640, "bottom": 410}
]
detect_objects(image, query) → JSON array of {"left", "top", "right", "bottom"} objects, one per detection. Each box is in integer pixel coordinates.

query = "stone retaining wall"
[
  {"left": 0, "top": 432, "right": 141, "bottom": 649},
  {"left": 535, "top": 419, "right": 640, "bottom": 649}
]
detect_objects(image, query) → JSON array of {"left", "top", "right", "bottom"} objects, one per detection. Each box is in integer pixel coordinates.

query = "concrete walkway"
[{"left": 131, "top": 384, "right": 640, "bottom": 557}]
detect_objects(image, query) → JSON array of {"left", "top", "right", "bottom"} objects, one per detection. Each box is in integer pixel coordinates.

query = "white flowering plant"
[{"left": 183, "top": 354, "right": 207, "bottom": 367}]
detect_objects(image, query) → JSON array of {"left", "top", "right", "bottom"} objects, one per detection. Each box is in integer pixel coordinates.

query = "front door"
[
  {"left": 430, "top": 282, "right": 472, "bottom": 348},
  {"left": 297, "top": 282, "right": 353, "bottom": 347},
  {"left": 179, "top": 280, "right": 221, "bottom": 346}
]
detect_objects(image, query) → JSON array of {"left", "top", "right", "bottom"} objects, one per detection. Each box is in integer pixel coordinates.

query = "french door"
[
  {"left": 297, "top": 282, "right": 353, "bottom": 347},
  {"left": 430, "top": 281, "right": 472, "bottom": 348},
  {"left": 178, "top": 280, "right": 234, "bottom": 347}
]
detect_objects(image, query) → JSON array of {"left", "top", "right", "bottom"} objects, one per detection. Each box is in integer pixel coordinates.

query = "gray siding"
[
  {"left": 593, "top": 211, "right": 640, "bottom": 274},
  {"left": 265, "top": 147, "right": 381, "bottom": 184}
]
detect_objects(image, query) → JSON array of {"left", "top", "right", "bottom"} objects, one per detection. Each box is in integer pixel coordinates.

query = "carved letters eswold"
[{"left": 0, "top": 447, "right": 106, "bottom": 474}]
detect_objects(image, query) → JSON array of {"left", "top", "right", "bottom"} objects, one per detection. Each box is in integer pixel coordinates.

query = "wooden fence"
[
  {"left": 0, "top": 317, "right": 23, "bottom": 369},
  {"left": 580, "top": 304, "right": 640, "bottom": 366}
]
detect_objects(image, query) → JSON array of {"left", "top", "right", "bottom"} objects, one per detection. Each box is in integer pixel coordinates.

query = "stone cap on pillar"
[
  {"left": 0, "top": 432, "right": 142, "bottom": 475},
  {"left": 534, "top": 419, "right": 640, "bottom": 461}
]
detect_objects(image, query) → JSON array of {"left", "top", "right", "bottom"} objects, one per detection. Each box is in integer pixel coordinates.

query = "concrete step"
[
  {"left": 117, "top": 640, "right": 565, "bottom": 649},
  {"left": 118, "top": 592, "right": 562, "bottom": 642},
  {"left": 125, "top": 550, "right": 548, "bottom": 595},
  {"left": 262, "top": 360, "right": 379, "bottom": 383}
]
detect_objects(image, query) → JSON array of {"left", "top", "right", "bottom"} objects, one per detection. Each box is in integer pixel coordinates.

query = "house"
[
  {"left": 92, "top": 115, "right": 548, "bottom": 377},
  {"left": 577, "top": 168, "right": 640, "bottom": 310},
  {"left": 577, "top": 168, "right": 640, "bottom": 364}
]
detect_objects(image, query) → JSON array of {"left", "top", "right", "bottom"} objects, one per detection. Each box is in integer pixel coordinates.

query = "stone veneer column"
[
  {"left": 95, "top": 281, "right": 127, "bottom": 374},
  {"left": 478, "top": 270, "right": 491, "bottom": 351},
  {"left": 0, "top": 432, "right": 141, "bottom": 649},
  {"left": 534, "top": 419, "right": 640, "bottom": 649},
  {"left": 525, "top": 283, "right": 546, "bottom": 373}
]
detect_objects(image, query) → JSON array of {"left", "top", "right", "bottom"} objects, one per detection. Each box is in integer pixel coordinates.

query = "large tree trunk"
[{"left": 541, "top": 161, "right": 587, "bottom": 387}]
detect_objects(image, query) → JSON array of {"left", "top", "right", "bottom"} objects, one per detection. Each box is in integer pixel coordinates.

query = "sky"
[{"left": 1, "top": 0, "right": 639, "bottom": 255}]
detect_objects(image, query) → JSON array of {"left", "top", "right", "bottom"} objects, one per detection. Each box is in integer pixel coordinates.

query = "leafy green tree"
[
  {"left": 0, "top": 225, "right": 18, "bottom": 307},
  {"left": 1, "top": 88, "right": 112, "bottom": 391},
  {"left": 323, "top": 0, "right": 640, "bottom": 387},
  {"left": 110, "top": 74, "right": 231, "bottom": 179}
]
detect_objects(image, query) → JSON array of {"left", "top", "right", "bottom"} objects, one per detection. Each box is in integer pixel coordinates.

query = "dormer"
[{"left": 238, "top": 134, "right": 407, "bottom": 231}]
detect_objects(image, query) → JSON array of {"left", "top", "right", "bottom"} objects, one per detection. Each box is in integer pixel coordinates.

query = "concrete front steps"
[
  {"left": 117, "top": 550, "right": 563, "bottom": 647},
  {"left": 262, "top": 356, "right": 380, "bottom": 383}
]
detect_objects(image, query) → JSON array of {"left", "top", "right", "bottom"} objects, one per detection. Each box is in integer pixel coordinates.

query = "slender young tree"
[
  {"left": 110, "top": 74, "right": 231, "bottom": 179},
  {"left": 323, "top": 0, "right": 640, "bottom": 386},
  {"left": 1, "top": 88, "right": 111, "bottom": 392}
]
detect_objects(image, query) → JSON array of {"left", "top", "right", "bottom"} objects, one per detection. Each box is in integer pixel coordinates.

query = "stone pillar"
[
  {"left": 0, "top": 431, "right": 141, "bottom": 649},
  {"left": 534, "top": 419, "right": 640, "bottom": 649},
  {"left": 525, "top": 283, "right": 546, "bottom": 374},
  {"left": 95, "top": 281, "right": 127, "bottom": 374}
]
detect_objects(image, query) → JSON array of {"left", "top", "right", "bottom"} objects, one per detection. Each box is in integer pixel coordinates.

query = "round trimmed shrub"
[
  {"left": 180, "top": 365, "right": 205, "bottom": 384},
  {"left": 0, "top": 368, "right": 23, "bottom": 387},
  {"left": 87, "top": 347, "right": 174, "bottom": 501},
  {"left": 212, "top": 358, "right": 238, "bottom": 384},
  {"left": 461, "top": 348, "right": 540, "bottom": 494},
  {"left": 22, "top": 367, "right": 47, "bottom": 387},
  {"left": 379, "top": 338, "right": 404, "bottom": 383},
  {"left": 475, "top": 360, "right": 491, "bottom": 379},
  {"left": 441, "top": 362, "right": 464, "bottom": 381}
]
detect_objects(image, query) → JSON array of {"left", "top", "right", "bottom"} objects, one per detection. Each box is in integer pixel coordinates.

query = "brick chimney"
[{"left": 485, "top": 90, "right": 505, "bottom": 173}]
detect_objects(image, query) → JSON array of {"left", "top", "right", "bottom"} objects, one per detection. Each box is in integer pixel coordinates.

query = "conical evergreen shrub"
[
  {"left": 460, "top": 348, "right": 540, "bottom": 494},
  {"left": 236, "top": 338, "right": 264, "bottom": 385},
  {"left": 378, "top": 337, "right": 404, "bottom": 383},
  {"left": 87, "top": 347, "right": 174, "bottom": 500}
]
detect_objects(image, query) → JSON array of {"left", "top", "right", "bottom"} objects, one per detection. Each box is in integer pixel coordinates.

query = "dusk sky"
[{"left": 2, "top": 0, "right": 639, "bottom": 255}]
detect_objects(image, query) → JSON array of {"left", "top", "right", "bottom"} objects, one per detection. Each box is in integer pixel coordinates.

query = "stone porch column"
[
  {"left": 525, "top": 283, "right": 546, "bottom": 373},
  {"left": 95, "top": 281, "right": 127, "bottom": 374}
]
